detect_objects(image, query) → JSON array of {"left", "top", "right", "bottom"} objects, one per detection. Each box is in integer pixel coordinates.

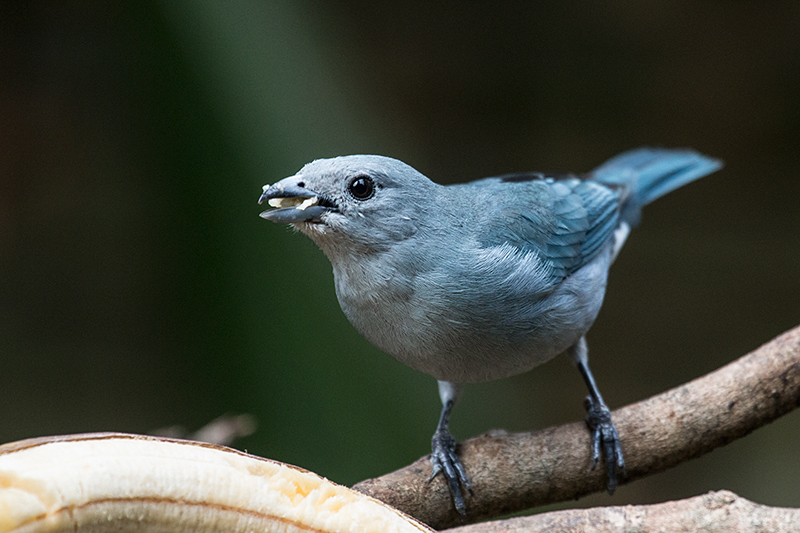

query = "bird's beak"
[{"left": 258, "top": 179, "right": 331, "bottom": 223}]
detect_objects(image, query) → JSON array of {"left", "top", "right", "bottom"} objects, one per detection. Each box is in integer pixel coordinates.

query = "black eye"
[{"left": 347, "top": 176, "right": 375, "bottom": 200}]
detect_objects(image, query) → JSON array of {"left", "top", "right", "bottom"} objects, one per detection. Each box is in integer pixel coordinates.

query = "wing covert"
[{"left": 474, "top": 175, "right": 623, "bottom": 282}]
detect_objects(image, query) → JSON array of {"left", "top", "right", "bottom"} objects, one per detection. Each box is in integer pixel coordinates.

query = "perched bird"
[{"left": 258, "top": 148, "right": 722, "bottom": 515}]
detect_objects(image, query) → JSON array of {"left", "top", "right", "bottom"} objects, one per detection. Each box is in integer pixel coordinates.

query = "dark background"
[{"left": 2, "top": 1, "right": 799, "bottom": 515}]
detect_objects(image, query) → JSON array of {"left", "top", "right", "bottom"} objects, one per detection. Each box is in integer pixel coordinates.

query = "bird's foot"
[
  {"left": 584, "top": 396, "right": 626, "bottom": 493},
  {"left": 429, "top": 428, "right": 472, "bottom": 516}
]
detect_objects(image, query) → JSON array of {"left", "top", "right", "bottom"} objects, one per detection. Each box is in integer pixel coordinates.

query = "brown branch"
[
  {"left": 446, "top": 490, "right": 800, "bottom": 533},
  {"left": 353, "top": 325, "right": 800, "bottom": 530},
  {"left": 151, "top": 413, "right": 257, "bottom": 446}
]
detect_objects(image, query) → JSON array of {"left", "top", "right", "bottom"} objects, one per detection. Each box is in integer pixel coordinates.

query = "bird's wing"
[{"left": 473, "top": 173, "right": 623, "bottom": 281}]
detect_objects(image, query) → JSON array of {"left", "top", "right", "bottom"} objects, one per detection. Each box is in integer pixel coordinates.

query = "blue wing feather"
[
  {"left": 467, "top": 147, "right": 721, "bottom": 285},
  {"left": 545, "top": 178, "right": 621, "bottom": 278}
]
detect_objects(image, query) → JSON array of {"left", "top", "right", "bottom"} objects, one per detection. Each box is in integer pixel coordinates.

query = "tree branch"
[
  {"left": 353, "top": 325, "right": 800, "bottom": 530},
  {"left": 446, "top": 490, "right": 800, "bottom": 533}
]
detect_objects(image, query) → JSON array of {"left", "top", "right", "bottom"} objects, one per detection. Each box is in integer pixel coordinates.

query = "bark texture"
[{"left": 446, "top": 491, "right": 800, "bottom": 533}]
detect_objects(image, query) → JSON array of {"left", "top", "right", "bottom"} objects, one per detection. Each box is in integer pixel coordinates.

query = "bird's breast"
[{"left": 332, "top": 245, "right": 612, "bottom": 383}]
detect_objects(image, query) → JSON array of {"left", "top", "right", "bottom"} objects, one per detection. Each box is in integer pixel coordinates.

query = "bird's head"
[{"left": 259, "top": 155, "right": 438, "bottom": 255}]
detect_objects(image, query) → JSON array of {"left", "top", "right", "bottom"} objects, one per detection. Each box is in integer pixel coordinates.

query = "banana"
[{"left": 0, "top": 433, "right": 431, "bottom": 533}]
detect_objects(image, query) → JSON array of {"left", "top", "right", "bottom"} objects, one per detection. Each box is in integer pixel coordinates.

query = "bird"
[{"left": 258, "top": 147, "right": 722, "bottom": 516}]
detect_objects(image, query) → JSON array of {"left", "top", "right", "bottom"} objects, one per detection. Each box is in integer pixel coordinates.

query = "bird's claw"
[
  {"left": 430, "top": 428, "right": 472, "bottom": 516},
  {"left": 584, "top": 396, "right": 625, "bottom": 493}
]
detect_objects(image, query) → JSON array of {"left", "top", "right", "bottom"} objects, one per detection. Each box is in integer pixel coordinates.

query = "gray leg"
[
  {"left": 569, "top": 337, "right": 626, "bottom": 493},
  {"left": 430, "top": 380, "right": 472, "bottom": 516}
]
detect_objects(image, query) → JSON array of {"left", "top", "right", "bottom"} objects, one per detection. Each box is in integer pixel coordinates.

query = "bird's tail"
[{"left": 591, "top": 147, "right": 722, "bottom": 226}]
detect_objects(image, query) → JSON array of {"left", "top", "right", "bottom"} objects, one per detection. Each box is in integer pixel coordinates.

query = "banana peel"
[{"left": 0, "top": 433, "right": 432, "bottom": 533}]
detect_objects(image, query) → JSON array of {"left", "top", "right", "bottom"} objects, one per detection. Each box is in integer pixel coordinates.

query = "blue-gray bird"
[{"left": 258, "top": 148, "right": 722, "bottom": 515}]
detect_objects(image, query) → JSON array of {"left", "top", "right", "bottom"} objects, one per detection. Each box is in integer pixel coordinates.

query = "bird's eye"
[{"left": 347, "top": 176, "right": 375, "bottom": 200}]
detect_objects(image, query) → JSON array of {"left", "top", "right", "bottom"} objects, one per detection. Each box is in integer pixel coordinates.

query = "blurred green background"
[{"left": 2, "top": 0, "right": 799, "bottom": 515}]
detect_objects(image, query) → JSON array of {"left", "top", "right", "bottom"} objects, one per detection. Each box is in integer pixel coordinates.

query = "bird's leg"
[
  {"left": 430, "top": 381, "right": 472, "bottom": 516},
  {"left": 569, "top": 337, "right": 626, "bottom": 493}
]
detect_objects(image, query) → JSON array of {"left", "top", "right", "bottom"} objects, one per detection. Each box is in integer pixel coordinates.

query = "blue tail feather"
[{"left": 591, "top": 147, "right": 722, "bottom": 225}]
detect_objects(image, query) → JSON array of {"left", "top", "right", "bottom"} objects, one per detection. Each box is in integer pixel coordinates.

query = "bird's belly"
[
  {"left": 338, "top": 251, "right": 611, "bottom": 384},
  {"left": 394, "top": 283, "right": 605, "bottom": 382}
]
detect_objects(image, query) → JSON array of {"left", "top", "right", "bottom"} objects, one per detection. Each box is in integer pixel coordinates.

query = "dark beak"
[{"left": 258, "top": 179, "right": 331, "bottom": 224}]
